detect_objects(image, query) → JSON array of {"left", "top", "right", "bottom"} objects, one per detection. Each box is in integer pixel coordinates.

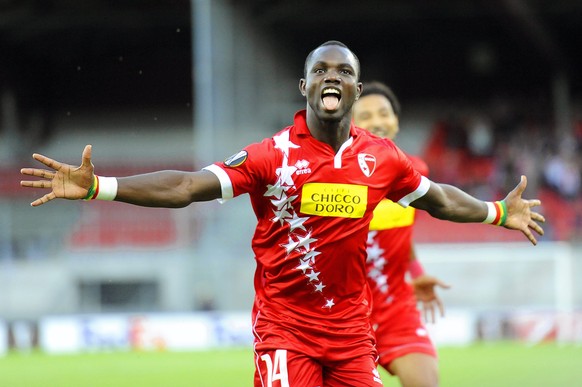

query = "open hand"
[
  {"left": 504, "top": 175, "right": 545, "bottom": 245},
  {"left": 20, "top": 144, "right": 95, "bottom": 206},
  {"left": 412, "top": 274, "right": 451, "bottom": 324}
]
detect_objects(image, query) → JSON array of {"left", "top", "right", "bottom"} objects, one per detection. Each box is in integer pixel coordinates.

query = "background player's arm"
[
  {"left": 410, "top": 176, "right": 544, "bottom": 245},
  {"left": 21, "top": 145, "right": 222, "bottom": 207},
  {"left": 409, "top": 247, "right": 451, "bottom": 323}
]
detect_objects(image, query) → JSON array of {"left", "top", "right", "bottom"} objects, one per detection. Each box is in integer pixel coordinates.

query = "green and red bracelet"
[
  {"left": 483, "top": 200, "right": 507, "bottom": 226},
  {"left": 83, "top": 175, "right": 117, "bottom": 201}
]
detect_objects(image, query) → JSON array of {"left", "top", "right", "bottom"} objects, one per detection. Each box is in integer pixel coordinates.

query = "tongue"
[{"left": 323, "top": 95, "right": 340, "bottom": 110}]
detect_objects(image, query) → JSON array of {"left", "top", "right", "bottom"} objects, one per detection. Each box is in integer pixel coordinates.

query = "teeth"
[{"left": 322, "top": 88, "right": 340, "bottom": 95}]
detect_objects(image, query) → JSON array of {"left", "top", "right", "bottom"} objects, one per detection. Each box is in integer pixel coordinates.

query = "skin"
[
  {"left": 354, "top": 91, "right": 449, "bottom": 387},
  {"left": 354, "top": 92, "right": 451, "bottom": 319},
  {"left": 19, "top": 44, "right": 546, "bottom": 387},
  {"left": 20, "top": 43, "right": 544, "bottom": 242},
  {"left": 352, "top": 94, "right": 400, "bottom": 139},
  {"left": 299, "top": 45, "right": 363, "bottom": 152}
]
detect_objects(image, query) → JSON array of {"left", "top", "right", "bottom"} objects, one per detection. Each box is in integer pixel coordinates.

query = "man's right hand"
[{"left": 20, "top": 144, "right": 95, "bottom": 206}]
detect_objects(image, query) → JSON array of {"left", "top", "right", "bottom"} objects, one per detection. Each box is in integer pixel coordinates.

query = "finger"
[
  {"left": 436, "top": 298, "right": 445, "bottom": 317},
  {"left": 429, "top": 304, "right": 436, "bottom": 324},
  {"left": 527, "top": 199, "right": 541, "bottom": 207},
  {"left": 32, "top": 153, "right": 63, "bottom": 171},
  {"left": 81, "top": 144, "right": 93, "bottom": 168},
  {"left": 20, "top": 180, "right": 53, "bottom": 189},
  {"left": 436, "top": 280, "right": 452, "bottom": 289},
  {"left": 531, "top": 211, "right": 546, "bottom": 223},
  {"left": 20, "top": 168, "right": 55, "bottom": 179},
  {"left": 510, "top": 175, "right": 527, "bottom": 197},
  {"left": 520, "top": 175, "right": 527, "bottom": 188},
  {"left": 522, "top": 228, "right": 538, "bottom": 246},
  {"left": 529, "top": 221, "right": 544, "bottom": 236},
  {"left": 31, "top": 192, "right": 56, "bottom": 207}
]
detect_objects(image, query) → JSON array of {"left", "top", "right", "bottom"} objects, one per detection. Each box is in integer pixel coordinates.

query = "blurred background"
[{"left": 0, "top": 0, "right": 581, "bottom": 358}]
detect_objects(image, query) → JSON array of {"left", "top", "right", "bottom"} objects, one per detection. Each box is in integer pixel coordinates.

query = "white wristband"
[
  {"left": 482, "top": 201, "right": 496, "bottom": 224},
  {"left": 95, "top": 176, "right": 118, "bottom": 201}
]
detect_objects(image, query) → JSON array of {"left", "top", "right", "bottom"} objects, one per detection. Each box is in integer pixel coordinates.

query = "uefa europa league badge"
[{"left": 224, "top": 150, "right": 248, "bottom": 168}]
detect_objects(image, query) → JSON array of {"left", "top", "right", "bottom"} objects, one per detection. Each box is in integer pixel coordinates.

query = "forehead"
[
  {"left": 306, "top": 45, "right": 358, "bottom": 71},
  {"left": 356, "top": 94, "right": 393, "bottom": 111}
]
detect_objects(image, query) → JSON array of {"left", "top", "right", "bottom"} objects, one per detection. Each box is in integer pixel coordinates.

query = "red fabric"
[
  {"left": 365, "top": 154, "right": 436, "bottom": 369},
  {"left": 408, "top": 259, "right": 425, "bottom": 279},
  {"left": 253, "top": 332, "right": 380, "bottom": 386},
  {"left": 210, "top": 110, "right": 424, "bottom": 363},
  {"left": 373, "top": 302, "right": 437, "bottom": 370}
]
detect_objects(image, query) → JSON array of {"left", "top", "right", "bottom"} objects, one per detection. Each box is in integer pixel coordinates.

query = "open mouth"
[{"left": 321, "top": 87, "right": 341, "bottom": 111}]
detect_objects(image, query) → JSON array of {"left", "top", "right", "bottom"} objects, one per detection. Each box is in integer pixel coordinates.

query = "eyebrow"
[{"left": 310, "top": 61, "right": 356, "bottom": 72}]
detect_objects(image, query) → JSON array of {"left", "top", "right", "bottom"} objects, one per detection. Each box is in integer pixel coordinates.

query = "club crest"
[{"left": 358, "top": 153, "right": 376, "bottom": 177}]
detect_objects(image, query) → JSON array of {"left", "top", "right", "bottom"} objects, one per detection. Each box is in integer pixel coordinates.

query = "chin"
[
  {"left": 319, "top": 112, "right": 343, "bottom": 122},
  {"left": 318, "top": 106, "right": 344, "bottom": 120}
]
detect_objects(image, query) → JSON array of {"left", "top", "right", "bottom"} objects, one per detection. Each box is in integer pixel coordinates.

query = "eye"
[
  {"left": 340, "top": 69, "right": 353, "bottom": 75},
  {"left": 314, "top": 68, "right": 325, "bottom": 74}
]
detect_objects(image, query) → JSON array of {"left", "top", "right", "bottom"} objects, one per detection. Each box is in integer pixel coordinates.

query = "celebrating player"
[
  {"left": 353, "top": 81, "right": 449, "bottom": 387},
  {"left": 21, "top": 41, "right": 544, "bottom": 387}
]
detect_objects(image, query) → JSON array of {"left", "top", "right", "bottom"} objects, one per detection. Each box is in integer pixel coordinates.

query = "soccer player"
[
  {"left": 21, "top": 41, "right": 544, "bottom": 387},
  {"left": 353, "top": 81, "right": 449, "bottom": 387}
]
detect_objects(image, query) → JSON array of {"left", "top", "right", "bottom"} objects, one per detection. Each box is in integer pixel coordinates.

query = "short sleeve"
[
  {"left": 202, "top": 138, "right": 277, "bottom": 201},
  {"left": 384, "top": 144, "right": 430, "bottom": 207}
]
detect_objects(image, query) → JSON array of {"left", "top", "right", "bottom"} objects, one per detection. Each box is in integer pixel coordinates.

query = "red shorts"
[
  {"left": 254, "top": 348, "right": 383, "bottom": 387},
  {"left": 372, "top": 301, "right": 437, "bottom": 371},
  {"left": 252, "top": 311, "right": 382, "bottom": 386}
]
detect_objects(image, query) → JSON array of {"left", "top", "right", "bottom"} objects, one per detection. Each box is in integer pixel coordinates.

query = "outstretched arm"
[
  {"left": 20, "top": 145, "right": 222, "bottom": 208},
  {"left": 411, "top": 176, "right": 545, "bottom": 245}
]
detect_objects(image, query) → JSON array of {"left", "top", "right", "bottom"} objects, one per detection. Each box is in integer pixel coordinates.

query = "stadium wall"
[{"left": 0, "top": 242, "right": 578, "bottom": 318}]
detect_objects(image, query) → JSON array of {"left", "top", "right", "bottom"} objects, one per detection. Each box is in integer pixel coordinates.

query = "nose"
[
  {"left": 324, "top": 71, "right": 341, "bottom": 83},
  {"left": 371, "top": 117, "right": 384, "bottom": 129}
]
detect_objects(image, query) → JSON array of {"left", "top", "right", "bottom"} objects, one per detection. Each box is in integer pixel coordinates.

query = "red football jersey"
[
  {"left": 365, "top": 156, "right": 435, "bottom": 366},
  {"left": 366, "top": 155, "right": 429, "bottom": 315},
  {"left": 204, "top": 110, "right": 429, "bottom": 359}
]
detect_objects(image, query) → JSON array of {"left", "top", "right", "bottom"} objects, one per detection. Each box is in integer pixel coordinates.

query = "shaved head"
[{"left": 304, "top": 40, "right": 360, "bottom": 79}]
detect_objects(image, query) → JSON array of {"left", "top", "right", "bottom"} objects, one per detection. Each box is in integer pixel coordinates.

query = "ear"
[
  {"left": 299, "top": 79, "right": 306, "bottom": 97},
  {"left": 355, "top": 81, "right": 363, "bottom": 100}
]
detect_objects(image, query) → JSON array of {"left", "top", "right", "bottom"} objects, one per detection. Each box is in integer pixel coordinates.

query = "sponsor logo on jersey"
[
  {"left": 300, "top": 183, "right": 368, "bottom": 218},
  {"left": 369, "top": 199, "right": 415, "bottom": 230},
  {"left": 294, "top": 159, "right": 312, "bottom": 175},
  {"left": 358, "top": 153, "right": 376, "bottom": 177},
  {"left": 224, "top": 150, "right": 248, "bottom": 167}
]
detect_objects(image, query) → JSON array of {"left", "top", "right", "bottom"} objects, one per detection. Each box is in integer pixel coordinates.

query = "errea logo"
[{"left": 295, "top": 159, "right": 312, "bottom": 175}]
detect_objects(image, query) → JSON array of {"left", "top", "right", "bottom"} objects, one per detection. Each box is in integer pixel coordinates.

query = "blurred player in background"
[
  {"left": 20, "top": 41, "right": 544, "bottom": 387},
  {"left": 353, "top": 81, "right": 450, "bottom": 387}
]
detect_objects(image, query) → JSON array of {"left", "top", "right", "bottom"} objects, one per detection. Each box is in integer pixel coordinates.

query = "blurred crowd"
[
  {"left": 422, "top": 99, "right": 582, "bottom": 240},
  {"left": 1, "top": 98, "right": 581, "bottom": 264}
]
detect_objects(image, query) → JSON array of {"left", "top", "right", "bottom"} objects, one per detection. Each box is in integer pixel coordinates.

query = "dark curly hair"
[{"left": 360, "top": 81, "right": 401, "bottom": 117}]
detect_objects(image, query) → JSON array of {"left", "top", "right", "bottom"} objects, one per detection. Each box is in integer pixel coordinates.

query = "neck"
[{"left": 306, "top": 110, "right": 352, "bottom": 152}]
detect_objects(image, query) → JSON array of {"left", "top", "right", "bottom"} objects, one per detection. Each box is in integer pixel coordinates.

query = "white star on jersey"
[
  {"left": 323, "top": 298, "right": 335, "bottom": 309},
  {"left": 265, "top": 129, "right": 333, "bottom": 310},
  {"left": 296, "top": 260, "right": 312, "bottom": 273},
  {"left": 287, "top": 212, "right": 308, "bottom": 232},
  {"left": 307, "top": 270, "right": 320, "bottom": 282},
  {"left": 366, "top": 233, "right": 390, "bottom": 295},
  {"left": 273, "top": 130, "right": 299, "bottom": 158}
]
